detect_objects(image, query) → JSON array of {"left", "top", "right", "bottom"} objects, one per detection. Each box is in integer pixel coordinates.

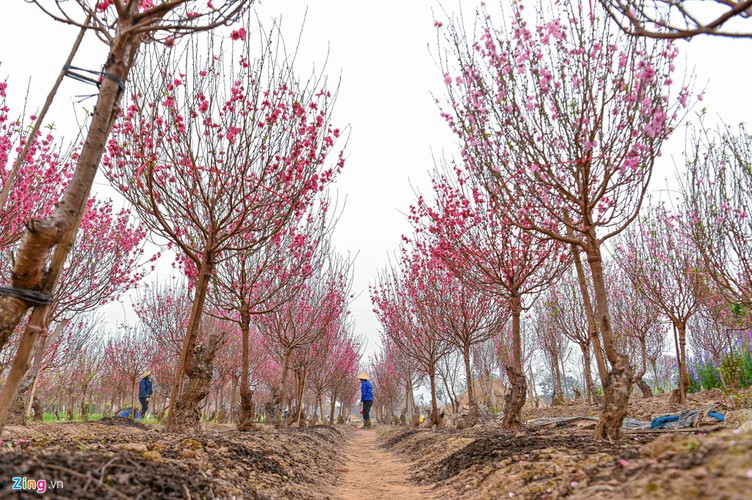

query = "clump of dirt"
[
  {"left": 96, "top": 416, "right": 148, "bottom": 430},
  {"left": 0, "top": 422, "right": 349, "bottom": 499}
]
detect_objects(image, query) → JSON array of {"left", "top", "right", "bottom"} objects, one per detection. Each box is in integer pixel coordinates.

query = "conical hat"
[
  {"left": 358, "top": 372, "right": 370, "bottom": 380},
  {"left": 141, "top": 369, "right": 152, "bottom": 378}
]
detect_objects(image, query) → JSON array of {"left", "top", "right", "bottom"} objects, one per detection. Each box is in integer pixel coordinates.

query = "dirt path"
[{"left": 335, "top": 425, "right": 434, "bottom": 500}]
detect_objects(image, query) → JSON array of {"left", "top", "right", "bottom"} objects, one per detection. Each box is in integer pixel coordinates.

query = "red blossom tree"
[
  {"left": 616, "top": 203, "right": 709, "bottom": 403},
  {"left": 414, "top": 167, "right": 568, "bottom": 428},
  {"left": 209, "top": 199, "right": 334, "bottom": 429},
  {"left": 255, "top": 254, "right": 352, "bottom": 426},
  {"left": 104, "top": 326, "right": 151, "bottom": 418},
  {"left": 439, "top": 1, "right": 689, "bottom": 438},
  {"left": 103, "top": 30, "right": 344, "bottom": 429},
  {"left": 371, "top": 244, "right": 452, "bottom": 426},
  {"left": 404, "top": 232, "right": 506, "bottom": 426},
  {"left": 607, "top": 262, "right": 667, "bottom": 398},
  {"left": 0, "top": 83, "right": 73, "bottom": 253},
  {"left": 682, "top": 123, "right": 752, "bottom": 318},
  {"left": 544, "top": 271, "right": 600, "bottom": 403},
  {"left": 0, "top": 0, "right": 253, "bottom": 434}
]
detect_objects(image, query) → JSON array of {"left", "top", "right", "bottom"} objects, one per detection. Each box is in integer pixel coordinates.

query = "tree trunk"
[
  {"left": 7, "top": 374, "right": 32, "bottom": 425},
  {"left": 677, "top": 322, "right": 689, "bottom": 402},
  {"left": 329, "top": 390, "right": 337, "bottom": 425},
  {"left": 588, "top": 247, "right": 633, "bottom": 440},
  {"left": 318, "top": 394, "right": 325, "bottom": 425},
  {"left": 569, "top": 231, "right": 608, "bottom": 385},
  {"left": 635, "top": 336, "right": 653, "bottom": 398},
  {"left": 295, "top": 367, "right": 308, "bottom": 427},
  {"left": 502, "top": 295, "right": 527, "bottom": 429},
  {"left": 274, "top": 347, "right": 293, "bottom": 427},
  {"left": 428, "top": 361, "right": 441, "bottom": 427},
  {"left": 230, "top": 373, "right": 238, "bottom": 423},
  {"left": 237, "top": 311, "right": 254, "bottom": 430},
  {"left": 80, "top": 398, "right": 89, "bottom": 422},
  {"left": 31, "top": 396, "right": 43, "bottom": 421},
  {"left": 166, "top": 335, "right": 223, "bottom": 432},
  {"left": 560, "top": 356, "right": 571, "bottom": 400},
  {"left": 579, "top": 341, "right": 597, "bottom": 404},
  {"left": 672, "top": 323, "right": 687, "bottom": 405},
  {"left": 550, "top": 349, "right": 564, "bottom": 405},
  {"left": 167, "top": 255, "right": 215, "bottom": 424},
  {"left": 462, "top": 342, "right": 478, "bottom": 426}
]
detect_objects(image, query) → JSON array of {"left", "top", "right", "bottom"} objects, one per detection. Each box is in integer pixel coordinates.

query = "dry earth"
[
  {"left": 0, "top": 418, "right": 345, "bottom": 499},
  {"left": 380, "top": 389, "right": 752, "bottom": 499},
  {"left": 0, "top": 389, "right": 750, "bottom": 499}
]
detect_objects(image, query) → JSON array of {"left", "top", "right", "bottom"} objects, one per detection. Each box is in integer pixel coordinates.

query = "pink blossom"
[
  {"left": 231, "top": 28, "right": 247, "bottom": 42},
  {"left": 97, "top": 0, "right": 113, "bottom": 12}
]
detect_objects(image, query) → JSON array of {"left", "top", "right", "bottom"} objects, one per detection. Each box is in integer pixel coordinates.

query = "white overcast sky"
[{"left": 1, "top": 1, "right": 751, "bottom": 360}]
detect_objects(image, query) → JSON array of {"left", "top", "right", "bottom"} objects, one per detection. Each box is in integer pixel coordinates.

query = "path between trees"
[{"left": 335, "top": 425, "right": 434, "bottom": 500}]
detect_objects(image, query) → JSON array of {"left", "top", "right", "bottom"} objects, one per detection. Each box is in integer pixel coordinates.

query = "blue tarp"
[
  {"left": 650, "top": 410, "right": 724, "bottom": 429},
  {"left": 118, "top": 408, "right": 141, "bottom": 418}
]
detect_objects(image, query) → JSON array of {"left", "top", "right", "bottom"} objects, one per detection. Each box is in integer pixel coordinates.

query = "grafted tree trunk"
[
  {"left": 167, "top": 254, "right": 215, "bottom": 424},
  {"left": 31, "top": 397, "right": 43, "bottom": 421},
  {"left": 7, "top": 375, "right": 32, "bottom": 425},
  {"left": 166, "top": 335, "right": 223, "bottom": 432},
  {"left": 676, "top": 322, "right": 689, "bottom": 403},
  {"left": 672, "top": 323, "right": 688, "bottom": 405}
]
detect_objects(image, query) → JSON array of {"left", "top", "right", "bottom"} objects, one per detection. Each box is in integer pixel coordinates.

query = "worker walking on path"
[{"left": 358, "top": 372, "right": 374, "bottom": 429}]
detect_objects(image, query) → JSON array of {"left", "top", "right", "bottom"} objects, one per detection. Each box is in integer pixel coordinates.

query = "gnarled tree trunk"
[{"left": 166, "top": 335, "right": 223, "bottom": 432}]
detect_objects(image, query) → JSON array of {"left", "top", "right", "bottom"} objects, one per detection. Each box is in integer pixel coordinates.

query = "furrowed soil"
[
  {"left": 0, "top": 389, "right": 750, "bottom": 499},
  {"left": 0, "top": 421, "right": 347, "bottom": 499}
]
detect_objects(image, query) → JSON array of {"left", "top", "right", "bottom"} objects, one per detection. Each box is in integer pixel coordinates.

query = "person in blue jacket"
[
  {"left": 138, "top": 369, "right": 153, "bottom": 419},
  {"left": 358, "top": 372, "right": 374, "bottom": 429}
]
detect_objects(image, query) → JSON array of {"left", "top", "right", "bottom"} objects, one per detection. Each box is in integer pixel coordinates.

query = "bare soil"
[
  {"left": 379, "top": 389, "right": 752, "bottom": 499},
  {"left": 334, "top": 424, "right": 430, "bottom": 500},
  {"left": 0, "top": 421, "right": 346, "bottom": 499},
  {"left": 0, "top": 389, "right": 750, "bottom": 499}
]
